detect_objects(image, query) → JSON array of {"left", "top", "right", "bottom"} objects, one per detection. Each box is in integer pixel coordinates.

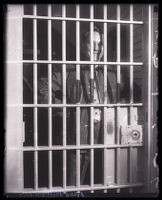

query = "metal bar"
[
  {"left": 62, "top": 4, "right": 67, "bottom": 190},
  {"left": 116, "top": 4, "right": 121, "bottom": 193},
  {"left": 23, "top": 15, "right": 144, "bottom": 24},
  {"left": 146, "top": 4, "right": 152, "bottom": 191},
  {"left": 62, "top": 5, "right": 66, "bottom": 105},
  {"left": 103, "top": 4, "right": 108, "bottom": 193},
  {"left": 48, "top": 108, "right": 52, "bottom": 189},
  {"left": 104, "top": 6, "right": 108, "bottom": 104},
  {"left": 62, "top": 4, "right": 67, "bottom": 144},
  {"left": 116, "top": 4, "right": 121, "bottom": 138},
  {"left": 34, "top": 151, "right": 38, "bottom": 190},
  {"left": 76, "top": 149, "right": 80, "bottom": 189},
  {"left": 116, "top": 148, "right": 120, "bottom": 193},
  {"left": 90, "top": 5, "right": 94, "bottom": 192},
  {"left": 63, "top": 150, "right": 67, "bottom": 189},
  {"left": 62, "top": 12, "right": 67, "bottom": 145},
  {"left": 34, "top": 107, "right": 38, "bottom": 190},
  {"left": 129, "top": 5, "right": 134, "bottom": 193},
  {"left": 130, "top": 5, "right": 134, "bottom": 104},
  {"left": 76, "top": 4, "right": 80, "bottom": 74},
  {"left": 20, "top": 103, "right": 144, "bottom": 108},
  {"left": 48, "top": 5, "right": 52, "bottom": 189},
  {"left": 76, "top": 4, "right": 80, "bottom": 189},
  {"left": 129, "top": 147, "right": 133, "bottom": 192},
  {"left": 22, "top": 60, "right": 143, "bottom": 65},
  {"left": 33, "top": 5, "right": 38, "bottom": 190},
  {"left": 33, "top": 5, "right": 37, "bottom": 105},
  {"left": 130, "top": 67, "right": 134, "bottom": 103},
  {"left": 90, "top": 149, "right": 94, "bottom": 191},
  {"left": 48, "top": 5, "right": 52, "bottom": 105},
  {"left": 21, "top": 182, "right": 144, "bottom": 193},
  {"left": 22, "top": 143, "right": 143, "bottom": 151},
  {"left": 49, "top": 150, "right": 52, "bottom": 189}
]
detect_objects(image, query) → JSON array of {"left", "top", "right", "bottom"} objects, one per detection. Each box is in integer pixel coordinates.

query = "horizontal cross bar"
[
  {"left": 23, "top": 15, "right": 144, "bottom": 24},
  {"left": 22, "top": 144, "right": 143, "bottom": 151},
  {"left": 22, "top": 60, "right": 143, "bottom": 66},
  {"left": 15, "top": 182, "right": 144, "bottom": 193},
  {"left": 9, "top": 103, "right": 143, "bottom": 107}
]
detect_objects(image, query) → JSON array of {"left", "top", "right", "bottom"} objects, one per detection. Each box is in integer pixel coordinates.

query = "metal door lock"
[{"left": 120, "top": 125, "right": 143, "bottom": 144}]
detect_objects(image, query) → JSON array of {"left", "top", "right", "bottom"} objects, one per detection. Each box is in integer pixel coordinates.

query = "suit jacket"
[{"left": 38, "top": 64, "right": 117, "bottom": 144}]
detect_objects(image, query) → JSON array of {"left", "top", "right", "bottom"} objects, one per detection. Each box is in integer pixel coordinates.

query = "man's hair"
[{"left": 82, "top": 26, "right": 103, "bottom": 43}]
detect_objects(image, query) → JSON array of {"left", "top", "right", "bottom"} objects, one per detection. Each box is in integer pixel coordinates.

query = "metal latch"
[{"left": 120, "top": 125, "right": 143, "bottom": 145}]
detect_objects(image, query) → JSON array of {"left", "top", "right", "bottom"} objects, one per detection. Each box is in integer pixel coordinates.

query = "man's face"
[{"left": 85, "top": 31, "right": 102, "bottom": 61}]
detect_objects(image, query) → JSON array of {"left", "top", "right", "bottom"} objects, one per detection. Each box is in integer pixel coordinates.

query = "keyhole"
[{"left": 131, "top": 130, "right": 140, "bottom": 140}]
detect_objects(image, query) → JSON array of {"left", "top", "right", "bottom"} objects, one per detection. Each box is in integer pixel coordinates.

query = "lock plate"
[{"left": 120, "top": 125, "right": 143, "bottom": 144}]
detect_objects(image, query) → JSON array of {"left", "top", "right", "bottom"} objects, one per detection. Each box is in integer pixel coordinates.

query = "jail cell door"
[{"left": 5, "top": 4, "right": 157, "bottom": 194}]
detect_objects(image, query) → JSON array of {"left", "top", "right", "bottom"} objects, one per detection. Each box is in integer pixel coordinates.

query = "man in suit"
[
  {"left": 38, "top": 26, "right": 125, "bottom": 185},
  {"left": 66, "top": 26, "right": 118, "bottom": 185}
]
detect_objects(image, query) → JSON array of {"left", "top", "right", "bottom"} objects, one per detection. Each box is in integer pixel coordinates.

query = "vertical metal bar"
[
  {"left": 76, "top": 4, "right": 81, "bottom": 190},
  {"left": 90, "top": 4, "right": 94, "bottom": 192},
  {"left": 48, "top": 107, "right": 52, "bottom": 189},
  {"left": 146, "top": 4, "right": 152, "bottom": 191},
  {"left": 130, "top": 5, "right": 134, "bottom": 105},
  {"left": 129, "top": 4, "right": 134, "bottom": 193},
  {"left": 104, "top": 5, "right": 108, "bottom": 104},
  {"left": 116, "top": 3, "right": 121, "bottom": 135},
  {"left": 48, "top": 5, "right": 52, "bottom": 105},
  {"left": 34, "top": 109, "right": 38, "bottom": 190},
  {"left": 129, "top": 147, "right": 133, "bottom": 191},
  {"left": 63, "top": 150, "right": 67, "bottom": 189},
  {"left": 103, "top": 4, "right": 108, "bottom": 193},
  {"left": 33, "top": 5, "right": 38, "bottom": 105},
  {"left": 116, "top": 4, "right": 121, "bottom": 193},
  {"left": 62, "top": 4, "right": 67, "bottom": 189},
  {"left": 76, "top": 149, "right": 80, "bottom": 189},
  {"left": 76, "top": 5, "right": 80, "bottom": 81},
  {"left": 34, "top": 150, "right": 38, "bottom": 190},
  {"left": 33, "top": 4, "right": 38, "bottom": 190},
  {"left": 48, "top": 4, "right": 52, "bottom": 189},
  {"left": 48, "top": 150, "right": 52, "bottom": 189}
]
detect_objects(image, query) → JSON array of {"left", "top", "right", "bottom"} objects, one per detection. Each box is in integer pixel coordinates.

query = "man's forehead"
[
  {"left": 86, "top": 31, "right": 101, "bottom": 41},
  {"left": 93, "top": 31, "right": 101, "bottom": 42}
]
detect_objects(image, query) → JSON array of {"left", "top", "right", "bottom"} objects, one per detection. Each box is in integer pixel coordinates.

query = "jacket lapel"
[{"left": 80, "top": 66, "right": 117, "bottom": 104}]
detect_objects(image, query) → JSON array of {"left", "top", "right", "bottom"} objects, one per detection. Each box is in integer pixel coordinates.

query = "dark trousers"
[{"left": 67, "top": 122, "right": 102, "bottom": 185}]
